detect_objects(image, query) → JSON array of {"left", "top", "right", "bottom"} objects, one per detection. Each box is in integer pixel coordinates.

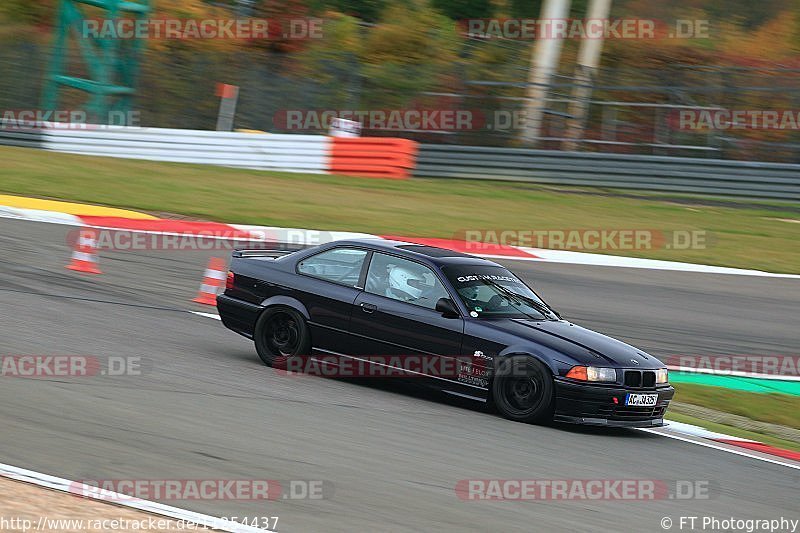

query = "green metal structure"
[{"left": 42, "top": 0, "right": 151, "bottom": 125}]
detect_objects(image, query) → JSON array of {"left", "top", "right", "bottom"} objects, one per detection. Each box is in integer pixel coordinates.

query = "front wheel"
[
  {"left": 253, "top": 307, "right": 311, "bottom": 367},
  {"left": 491, "top": 356, "right": 554, "bottom": 424}
]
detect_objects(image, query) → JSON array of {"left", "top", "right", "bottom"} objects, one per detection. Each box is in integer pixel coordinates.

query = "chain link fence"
[{"left": 2, "top": 38, "right": 800, "bottom": 162}]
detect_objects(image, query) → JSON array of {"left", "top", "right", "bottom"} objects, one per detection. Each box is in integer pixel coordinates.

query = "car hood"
[{"left": 488, "top": 318, "right": 663, "bottom": 369}]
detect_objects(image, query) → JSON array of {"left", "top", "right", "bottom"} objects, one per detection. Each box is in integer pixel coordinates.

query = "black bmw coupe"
[{"left": 217, "top": 239, "right": 674, "bottom": 427}]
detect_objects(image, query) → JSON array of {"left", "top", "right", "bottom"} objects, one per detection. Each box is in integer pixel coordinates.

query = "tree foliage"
[
  {"left": 2, "top": 0, "right": 799, "bottom": 143},
  {"left": 0, "top": 0, "right": 57, "bottom": 25}
]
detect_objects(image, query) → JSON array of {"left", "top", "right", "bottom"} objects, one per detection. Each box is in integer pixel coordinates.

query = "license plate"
[{"left": 625, "top": 393, "right": 658, "bottom": 407}]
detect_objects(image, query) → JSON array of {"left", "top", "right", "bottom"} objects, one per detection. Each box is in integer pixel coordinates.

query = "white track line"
[
  {"left": 191, "top": 311, "right": 222, "bottom": 320},
  {"left": 0, "top": 463, "right": 271, "bottom": 532},
  {"left": 636, "top": 428, "right": 800, "bottom": 470},
  {"left": 0, "top": 206, "right": 82, "bottom": 226},
  {"left": 659, "top": 420, "right": 757, "bottom": 442}
]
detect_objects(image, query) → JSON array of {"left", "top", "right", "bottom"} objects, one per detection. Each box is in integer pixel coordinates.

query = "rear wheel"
[
  {"left": 253, "top": 307, "right": 310, "bottom": 367},
  {"left": 491, "top": 356, "right": 554, "bottom": 424}
]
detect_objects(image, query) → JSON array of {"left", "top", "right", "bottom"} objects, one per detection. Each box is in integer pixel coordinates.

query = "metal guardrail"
[
  {"left": 0, "top": 129, "right": 46, "bottom": 149},
  {"left": 414, "top": 145, "right": 800, "bottom": 201},
  {"left": 0, "top": 126, "right": 330, "bottom": 173},
  {"left": 2, "top": 126, "right": 799, "bottom": 200}
]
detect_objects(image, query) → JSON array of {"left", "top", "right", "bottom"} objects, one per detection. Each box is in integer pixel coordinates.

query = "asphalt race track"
[{"left": 1, "top": 217, "right": 798, "bottom": 532}]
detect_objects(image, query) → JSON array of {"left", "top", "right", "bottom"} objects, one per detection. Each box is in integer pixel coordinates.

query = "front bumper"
[{"left": 554, "top": 378, "right": 674, "bottom": 427}]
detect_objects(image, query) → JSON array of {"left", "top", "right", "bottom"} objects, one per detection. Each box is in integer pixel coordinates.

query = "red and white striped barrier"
[{"left": 3, "top": 125, "right": 419, "bottom": 178}]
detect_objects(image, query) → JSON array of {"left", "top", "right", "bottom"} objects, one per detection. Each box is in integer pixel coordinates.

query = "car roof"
[{"left": 328, "top": 238, "right": 501, "bottom": 267}]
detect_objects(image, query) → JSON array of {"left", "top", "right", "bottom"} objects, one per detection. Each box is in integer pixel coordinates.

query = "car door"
[
  {"left": 293, "top": 247, "right": 370, "bottom": 354},
  {"left": 348, "top": 252, "right": 464, "bottom": 366}
]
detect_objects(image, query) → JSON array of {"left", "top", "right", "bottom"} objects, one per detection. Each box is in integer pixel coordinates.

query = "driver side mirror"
[{"left": 435, "top": 298, "right": 460, "bottom": 318}]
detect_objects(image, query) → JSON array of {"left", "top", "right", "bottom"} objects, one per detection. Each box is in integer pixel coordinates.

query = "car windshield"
[{"left": 442, "top": 265, "right": 559, "bottom": 320}]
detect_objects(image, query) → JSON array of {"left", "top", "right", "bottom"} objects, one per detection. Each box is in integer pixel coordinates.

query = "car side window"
[
  {"left": 366, "top": 253, "right": 449, "bottom": 310},
  {"left": 297, "top": 248, "right": 368, "bottom": 286}
]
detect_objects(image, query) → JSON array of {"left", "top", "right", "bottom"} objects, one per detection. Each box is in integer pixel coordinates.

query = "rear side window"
[{"left": 297, "top": 248, "right": 368, "bottom": 286}]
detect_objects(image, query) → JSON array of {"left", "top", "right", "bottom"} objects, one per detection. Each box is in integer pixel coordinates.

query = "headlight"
[
  {"left": 566, "top": 366, "right": 617, "bottom": 382},
  {"left": 655, "top": 368, "right": 669, "bottom": 384}
]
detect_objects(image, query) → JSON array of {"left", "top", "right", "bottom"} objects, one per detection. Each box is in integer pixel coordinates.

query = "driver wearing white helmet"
[{"left": 387, "top": 265, "right": 424, "bottom": 302}]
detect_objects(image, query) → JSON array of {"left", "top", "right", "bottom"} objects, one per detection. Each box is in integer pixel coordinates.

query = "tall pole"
[
  {"left": 562, "top": 0, "right": 612, "bottom": 151},
  {"left": 520, "top": 0, "right": 571, "bottom": 145}
]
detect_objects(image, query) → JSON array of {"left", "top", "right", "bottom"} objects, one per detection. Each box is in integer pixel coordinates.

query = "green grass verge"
[
  {"left": 2, "top": 146, "right": 799, "bottom": 273},
  {"left": 666, "top": 413, "right": 800, "bottom": 454},
  {"left": 672, "top": 382, "right": 800, "bottom": 430}
]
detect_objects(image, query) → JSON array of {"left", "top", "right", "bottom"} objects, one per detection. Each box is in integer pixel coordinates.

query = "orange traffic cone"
[
  {"left": 66, "top": 228, "right": 102, "bottom": 274},
  {"left": 193, "top": 257, "right": 227, "bottom": 305}
]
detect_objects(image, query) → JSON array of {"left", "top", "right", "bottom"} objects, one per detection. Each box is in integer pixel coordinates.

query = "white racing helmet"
[{"left": 388, "top": 266, "right": 423, "bottom": 299}]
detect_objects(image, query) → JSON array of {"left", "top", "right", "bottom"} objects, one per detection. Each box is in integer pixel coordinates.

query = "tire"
[
  {"left": 491, "top": 355, "right": 554, "bottom": 424},
  {"left": 253, "top": 306, "right": 311, "bottom": 367}
]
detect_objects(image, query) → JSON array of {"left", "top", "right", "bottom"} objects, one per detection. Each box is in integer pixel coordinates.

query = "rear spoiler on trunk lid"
[{"left": 232, "top": 249, "right": 297, "bottom": 259}]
